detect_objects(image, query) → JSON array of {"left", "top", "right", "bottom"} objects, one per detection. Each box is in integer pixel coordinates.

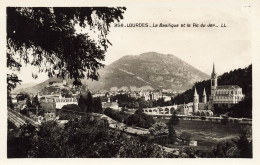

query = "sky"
[{"left": 14, "top": 2, "right": 252, "bottom": 84}]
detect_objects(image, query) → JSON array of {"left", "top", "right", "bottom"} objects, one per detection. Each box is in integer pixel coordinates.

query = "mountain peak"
[
  {"left": 13, "top": 52, "right": 210, "bottom": 93},
  {"left": 86, "top": 52, "right": 210, "bottom": 91}
]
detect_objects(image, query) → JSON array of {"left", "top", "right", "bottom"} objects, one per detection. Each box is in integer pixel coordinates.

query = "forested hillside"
[{"left": 172, "top": 64, "right": 252, "bottom": 118}]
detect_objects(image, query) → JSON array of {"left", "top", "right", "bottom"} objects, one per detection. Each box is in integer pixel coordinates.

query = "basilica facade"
[{"left": 190, "top": 64, "right": 245, "bottom": 116}]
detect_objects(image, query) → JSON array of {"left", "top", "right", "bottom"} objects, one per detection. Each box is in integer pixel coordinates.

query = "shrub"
[{"left": 62, "top": 104, "right": 81, "bottom": 112}]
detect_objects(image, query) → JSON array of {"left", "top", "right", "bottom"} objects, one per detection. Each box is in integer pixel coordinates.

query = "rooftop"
[{"left": 217, "top": 85, "right": 241, "bottom": 90}]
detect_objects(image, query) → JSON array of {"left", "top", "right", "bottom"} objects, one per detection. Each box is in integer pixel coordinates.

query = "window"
[{"left": 212, "top": 80, "right": 215, "bottom": 86}]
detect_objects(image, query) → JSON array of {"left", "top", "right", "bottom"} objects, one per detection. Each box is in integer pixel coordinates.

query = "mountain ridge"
[{"left": 12, "top": 52, "right": 210, "bottom": 94}]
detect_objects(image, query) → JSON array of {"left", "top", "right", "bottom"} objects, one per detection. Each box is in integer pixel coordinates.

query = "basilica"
[
  {"left": 188, "top": 64, "right": 245, "bottom": 116},
  {"left": 209, "top": 64, "right": 245, "bottom": 106}
]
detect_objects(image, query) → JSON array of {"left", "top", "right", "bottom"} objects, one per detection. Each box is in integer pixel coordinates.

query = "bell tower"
[
  {"left": 209, "top": 63, "right": 217, "bottom": 107},
  {"left": 211, "top": 63, "right": 218, "bottom": 94}
]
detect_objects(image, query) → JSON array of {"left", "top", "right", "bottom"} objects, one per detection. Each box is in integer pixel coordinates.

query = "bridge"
[
  {"left": 8, "top": 108, "right": 40, "bottom": 128},
  {"left": 143, "top": 105, "right": 177, "bottom": 115}
]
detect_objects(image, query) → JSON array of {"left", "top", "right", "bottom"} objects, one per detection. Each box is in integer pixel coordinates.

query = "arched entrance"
[
  {"left": 165, "top": 108, "right": 169, "bottom": 114},
  {"left": 170, "top": 108, "right": 175, "bottom": 114}
]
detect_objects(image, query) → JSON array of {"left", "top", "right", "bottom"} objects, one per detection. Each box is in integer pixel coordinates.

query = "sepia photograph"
[{"left": 1, "top": 0, "right": 260, "bottom": 163}]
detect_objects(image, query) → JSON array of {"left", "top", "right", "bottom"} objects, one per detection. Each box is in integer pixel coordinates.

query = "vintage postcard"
[{"left": 1, "top": 0, "right": 260, "bottom": 164}]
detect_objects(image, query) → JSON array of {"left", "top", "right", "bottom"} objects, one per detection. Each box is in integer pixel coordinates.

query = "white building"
[{"left": 54, "top": 94, "right": 78, "bottom": 109}]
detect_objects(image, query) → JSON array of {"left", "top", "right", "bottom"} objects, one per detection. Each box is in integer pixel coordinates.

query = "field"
[{"left": 156, "top": 118, "right": 251, "bottom": 150}]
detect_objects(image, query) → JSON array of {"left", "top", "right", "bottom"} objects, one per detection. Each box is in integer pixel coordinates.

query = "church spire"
[
  {"left": 202, "top": 88, "right": 207, "bottom": 103},
  {"left": 193, "top": 87, "right": 199, "bottom": 111},
  {"left": 211, "top": 63, "right": 217, "bottom": 78},
  {"left": 203, "top": 88, "right": 206, "bottom": 96},
  {"left": 194, "top": 87, "right": 198, "bottom": 96}
]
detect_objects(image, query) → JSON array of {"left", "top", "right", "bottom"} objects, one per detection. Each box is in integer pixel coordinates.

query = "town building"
[
  {"left": 139, "top": 90, "right": 161, "bottom": 101},
  {"left": 102, "top": 97, "right": 120, "bottom": 110},
  {"left": 39, "top": 93, "right": 78, "bottom": 112},
  {"left": 54, "top": 94, "right": 78, "bottom": 109}
]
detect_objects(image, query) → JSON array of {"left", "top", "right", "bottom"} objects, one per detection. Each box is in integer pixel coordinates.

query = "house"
[{"left": 102, "top": 97, "right": 120, "bottom": 110}]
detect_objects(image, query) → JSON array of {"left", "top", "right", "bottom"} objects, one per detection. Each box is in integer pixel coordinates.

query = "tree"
[
  {"left": 93, "top": 97, "right": 103, "bottom": 113},
  {"left": 179, "top": 147, "right": 196, "bottom": 158},
  {"left": 149, "top": 122, "right": 168, "bottom": 136},
  {"left": 86, "top": 92, "right": 94, "bottom": 113},
  {"left": 135, "top": 106, "right": 144, "bottom": 115},
  {"left": 7, "top": 91, "right": 14, "bottom": 109},
  {"left": 32, "top": 95, "right": 40, "bottom": 108},
  {"left": 7, "top": 7, "right": 126, "bottom": 91},
  {"left": 212, "top": 140, "right": 236, "bottom": 158},
  {"left": 16, "top": 92, "right": 30, "bottom": 101},
  {"left": 168, "top": 125, "right": 176, "bottom": 144},
  {"left": 7, "top": 123, "right": 36, "bottom": 158},
  {"left": 125, "top": 112, "right": 155, "bottom": 129},
  {"left": 7, "top": 74, "right": 22, "bottom": 92},
  {"left": 168, "top": 111, "right": 179, "bottom": 125},
  {"left": 31, "top": 95, "right": 41, "bottom": 115},
  {"left": 61, "top": 88, "right": 72, "bottom": 98},
  {"left": 78, "top": 91, "right": 94, "bottom": 113},
  {"left": 235, "top": 128, "right": 252, "bottom": 158},
  {"left": 156, "top": 97, "right": 165, "bottom": 107},
  {"left": 26, "top": 98, "right": 32, "bottom": 108}
]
